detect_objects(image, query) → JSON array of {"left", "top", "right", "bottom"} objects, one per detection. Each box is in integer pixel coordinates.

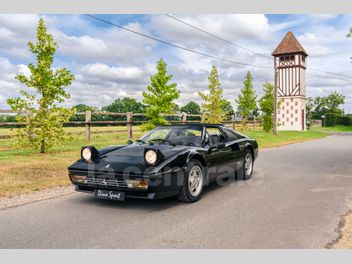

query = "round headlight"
[
  {"left": 145, "top": 150, "right": 157, "bottom": 165},
  {"left": 82, "top": 147, "right": 92, "bottom": 161}
]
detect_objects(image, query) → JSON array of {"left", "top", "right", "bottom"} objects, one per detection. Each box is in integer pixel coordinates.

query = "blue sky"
[{"left": 0, "top": 14, "right": 351, "bottom": 113}]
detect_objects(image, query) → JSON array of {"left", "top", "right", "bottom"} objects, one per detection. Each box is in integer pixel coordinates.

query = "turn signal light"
[
  {"left": 126, "top": 180, "right": 148, "bottom": 189},
  {"left": 70, "top": 174, "right": 87, "bottom": 183}
]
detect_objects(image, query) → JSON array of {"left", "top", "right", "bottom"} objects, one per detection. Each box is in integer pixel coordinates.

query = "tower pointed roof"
[{"left": 272, "top": 31, "right": 308, "bottom": 56}]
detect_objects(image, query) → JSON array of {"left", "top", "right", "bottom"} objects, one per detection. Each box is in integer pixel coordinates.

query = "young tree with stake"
[
  {"left": 7, "top": 18, "right": 75, "bottom": 153},
  {"left": 235, "top": 71, "right": 257, "bottom": 128},
  {"left": 259, "top": 82, "right": 275, "bottom": 132},
  {"left": 198, "top": 65, "right": 227, "bottom": 123},
  {"left": 141, "top": 58, "right": 180, "bottom": 131}
]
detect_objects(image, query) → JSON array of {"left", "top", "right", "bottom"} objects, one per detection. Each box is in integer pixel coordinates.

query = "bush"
[{"left": 324, "top": 113, "right": 352, "bottom": 127}]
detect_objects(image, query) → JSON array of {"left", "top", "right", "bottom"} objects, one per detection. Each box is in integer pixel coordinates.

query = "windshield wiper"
[{"left": 136, "top": 139, "right": 146, "bottom": 144}]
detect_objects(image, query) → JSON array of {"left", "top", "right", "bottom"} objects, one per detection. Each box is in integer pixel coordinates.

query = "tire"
[
  {"left": 178, "top": 160, "right": 205, "bottom": 203},
  {"left": 237, "top": 149, "right": 254, "bottom": 181}
]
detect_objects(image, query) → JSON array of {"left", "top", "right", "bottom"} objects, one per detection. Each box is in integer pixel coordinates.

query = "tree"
[
  {"left": 198, "top": 65, "right": 227, "bottom": 123},
  {"left": 71, "top": 104, "right": 98, "bottom": 122},
  {"left": 180, "top": 101, "right": 201, "bottom": 115},
  {"left": 310, "top": 92, "right": 345, "bottom": 118},
  {"left": 259, "top": 82, "right": 274, "bottom": 132},
  {"left": 223, "top": 100, "right": 235, "bottom": 116},
  {"left": 141, "top": 58, "right": 180, "bottom": 131},
  {"left": 235, "top": 71, "right": 257, "bottom": 127},
  {"left": 102, "top": 97, "right": 145, "bottom": 113},
  {"left": 7, "top": 18, "right": 75, "bottom": 153},
  {"left": 73, "top": 104, "right": 98, "bottom": 113}
]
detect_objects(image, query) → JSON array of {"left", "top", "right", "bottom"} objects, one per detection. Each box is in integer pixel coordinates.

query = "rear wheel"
[
  {"left": 178, "top": 160, "right": 205, "bottom": 203},
  {"left": 237, "top": 149, "right": 254, "bottom": 180}
]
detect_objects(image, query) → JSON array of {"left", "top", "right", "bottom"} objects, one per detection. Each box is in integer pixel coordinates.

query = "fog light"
[
  {"left": 126, "top": 180, "right": 148, "bottom": 189},
  {"left": 70, "top": 174, "right": 87, "bottom": 183}
]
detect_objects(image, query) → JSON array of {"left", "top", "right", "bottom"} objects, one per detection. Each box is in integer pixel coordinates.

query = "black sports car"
[{"left": 68, "top": 124, "right": 258, "bottom": 203}]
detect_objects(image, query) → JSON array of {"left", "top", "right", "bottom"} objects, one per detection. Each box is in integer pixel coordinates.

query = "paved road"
[{"left": 1, "top": 134, "right": 352, "bottom": 248}]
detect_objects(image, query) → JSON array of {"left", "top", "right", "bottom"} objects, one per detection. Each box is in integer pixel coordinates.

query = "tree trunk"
[{"left": 40, "top": 139, "right": 45, "bottom": 153}]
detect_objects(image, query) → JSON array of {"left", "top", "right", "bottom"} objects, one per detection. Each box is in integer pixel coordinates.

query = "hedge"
[{"left": 324, "top": 113, "right": 352, "bottom": 127}]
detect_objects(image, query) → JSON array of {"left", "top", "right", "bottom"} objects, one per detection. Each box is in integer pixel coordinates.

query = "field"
[{"left": 0, "top": 125, "right": 328, "bottom": 197}]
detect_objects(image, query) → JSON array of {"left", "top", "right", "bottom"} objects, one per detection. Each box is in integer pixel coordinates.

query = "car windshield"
[{"left": 140, "top": 126, "right": 203, "bottom": 147}]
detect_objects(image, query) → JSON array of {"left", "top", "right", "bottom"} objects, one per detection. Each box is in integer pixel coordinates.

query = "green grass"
[
  {"left": 243, "top": 129, "right": 328, "bottom": 149},
  {"left": 311, "top": 125, "right": 352, "bottom": 133},
  {"left": 0, "top": 125, "right": 137, "bottom": 137},
  {"left": 0, "top": 125, "right": 327, "bottom": 197}
]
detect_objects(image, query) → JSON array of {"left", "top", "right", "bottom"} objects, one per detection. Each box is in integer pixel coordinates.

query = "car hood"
[{"left": 69, "top": 143, "right": 189, "bottom": 174}]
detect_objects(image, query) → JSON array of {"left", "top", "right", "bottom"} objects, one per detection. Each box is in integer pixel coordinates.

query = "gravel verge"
[{"left": 0, "top": 186, "right": 74, "bottom": 209}]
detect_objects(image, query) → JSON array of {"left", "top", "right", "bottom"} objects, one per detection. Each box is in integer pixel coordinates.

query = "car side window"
[
  {"left": 222, "top": 128, "right": 240, "bottom": 141},
  {"left": 206, "top": 127, "right": 226, "bottom": 144}
]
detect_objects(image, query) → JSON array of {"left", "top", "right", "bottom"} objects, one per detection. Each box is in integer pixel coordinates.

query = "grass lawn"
[
  {"left": 242, "top": 129, "right": 328, "bottom": 149},
  {"left": 311, "top": 125, "right": 352, "bottom": 133},
  {"left": 0, "top": 125, "right": 138, "bottom": 137},
  {"left": 0, "top": 126, "right": 327, "bottom": 197}
]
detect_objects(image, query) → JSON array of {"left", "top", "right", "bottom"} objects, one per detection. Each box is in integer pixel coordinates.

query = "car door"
[
  {"left": 220, "top": 127, "right": 246, "bottom": 172},
  {"left": 205, "top": 126, "right": 234, "bottom": 181}
]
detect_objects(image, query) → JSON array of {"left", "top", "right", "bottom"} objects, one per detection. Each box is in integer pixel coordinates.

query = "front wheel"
[
  {"left": 178, "top": 160, "right": 205, "bottom": 203},
  {"left": 237, "top": 149, "right": 254, "bottom": 181}
]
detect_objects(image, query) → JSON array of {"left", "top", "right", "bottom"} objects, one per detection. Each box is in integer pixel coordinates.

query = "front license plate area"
[{"left": 94, "top": 189, "right": 125, "bottom": 201}]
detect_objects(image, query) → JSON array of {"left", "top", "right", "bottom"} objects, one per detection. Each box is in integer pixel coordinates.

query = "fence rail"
[{"left": 0, "top": 110, "right": 262, "bottom": 141}]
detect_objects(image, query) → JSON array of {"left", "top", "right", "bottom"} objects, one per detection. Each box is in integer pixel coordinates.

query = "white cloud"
[{"left": 0, "top": 14, "right": 351, "bottom": 114}]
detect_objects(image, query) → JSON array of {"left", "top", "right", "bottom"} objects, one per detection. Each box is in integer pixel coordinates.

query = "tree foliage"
[
  {"left": 198, "top": 65, "right": 227, "bottom": 123},
  {"left": 223, "top": 100, "right": 235, "bottom": 116},
  {"left": 180, "top": 101, "right": 201, "bottom": 115},
  {"left": 259, "top": 82, "right": 274, "bottom": 132},
  {"left": 141, "top": 58, "right": 180, "bottom": 131},
  {"left": 309, "top": 92, "right": 345, "bottom": 119},
  {"left": 235, "top": 71, "right": 257, "bottom": 123},
  {"left": 7, "top": 18, "right": 75, "bottom": 153},
  {"left": 102, "top": 97, "right": 145, "bottom": 113}
]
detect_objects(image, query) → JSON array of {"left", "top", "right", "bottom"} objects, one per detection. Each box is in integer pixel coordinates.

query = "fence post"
[
  {"left": 127, "top": 112, "right": 133, "bottom": 139},
  {"left": 231, "top": 115, "right": 236, "bottom": 130},
  {"left": 85, "top": 110, "right": 91, "bottom": 141},
  {"left": 182, "top": 113, "right": 187, "bottom": 124}
]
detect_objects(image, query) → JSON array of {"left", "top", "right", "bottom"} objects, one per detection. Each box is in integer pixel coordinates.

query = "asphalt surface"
[{"left": 1, "top": 134, "right": 352, "bottom": 248}]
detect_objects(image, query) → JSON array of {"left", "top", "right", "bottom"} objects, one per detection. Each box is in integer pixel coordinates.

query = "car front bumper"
[{"left": 69, "top": 169, "right": 184, "bottom": 200}]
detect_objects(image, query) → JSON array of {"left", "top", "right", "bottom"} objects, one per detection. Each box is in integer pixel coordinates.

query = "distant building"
[{"left": 272, "top": 31, "right": 308, "bottom": 131}]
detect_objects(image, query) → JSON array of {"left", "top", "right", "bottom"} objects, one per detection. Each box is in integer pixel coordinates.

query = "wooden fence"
[{"left": 0, "top": 110, "right": 262, "bottom": 141}]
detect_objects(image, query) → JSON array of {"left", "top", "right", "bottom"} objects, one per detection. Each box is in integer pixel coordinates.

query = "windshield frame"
[{"left": 140, "top": 125, "right": 205, "bottom": 147}]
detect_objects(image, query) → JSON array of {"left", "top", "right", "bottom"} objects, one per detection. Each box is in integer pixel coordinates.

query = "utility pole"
[{"left": 273, "top": 60, "right": 278, "bottom": 135}]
